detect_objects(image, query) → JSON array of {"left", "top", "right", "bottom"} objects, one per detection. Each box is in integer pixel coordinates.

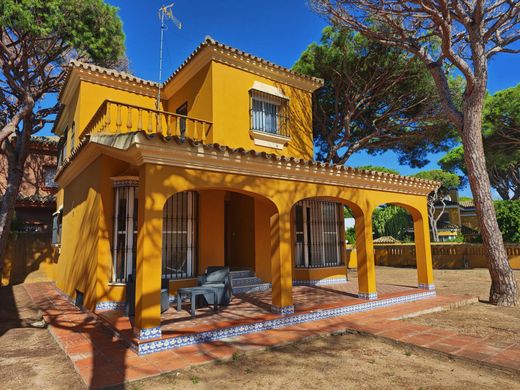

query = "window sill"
[{"left": 249, "top": 130, "right": 290, "bottom": 150}]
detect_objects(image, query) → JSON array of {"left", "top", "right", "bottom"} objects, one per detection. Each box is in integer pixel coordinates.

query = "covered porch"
[
  {"left": 77, "top": 131, "right": 440, "bottom": 351},
  {"left": 97, "top": 277, "right": 435, "bottom": 355}
]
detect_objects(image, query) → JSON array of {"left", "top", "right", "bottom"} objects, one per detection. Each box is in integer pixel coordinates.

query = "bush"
[{"left": 494, "top": 200, "right": 520, "bottom": 243}]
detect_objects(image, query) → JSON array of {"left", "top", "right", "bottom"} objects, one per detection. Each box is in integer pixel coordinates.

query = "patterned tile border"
[
  {"left": 95, "top": 301, "right": 126, "bottom": 311},
  {"left": 418, "top": 283, "right": 436, "bottom": 291},
  {"left": 232, "top": 283, "right": 272, "bottom": 294},
  {"left": 293, "top": 277, "right": 347, "bottom": 286},
  {"left": 134, "top": 289, "right": 436, "bottom": 355},
  {"left": 134, "top": 326, "right": 162, "bottom": 341},
  {"left": 357, "top": 292, "right": 378, "bottom": 300},
  {"left": 271, "top": 305, "right": 295, "bottom": 315}
]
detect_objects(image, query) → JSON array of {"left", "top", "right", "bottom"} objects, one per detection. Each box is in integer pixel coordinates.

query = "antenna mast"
[{"left": 157, "top": 3, "right": 182, "bottom": 109}]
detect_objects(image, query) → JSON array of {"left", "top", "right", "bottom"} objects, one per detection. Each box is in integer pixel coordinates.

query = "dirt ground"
[
  {"left": 131, "top": 333, "right": 520, "bottom": 390},
  {"left": 0, "top": 284, "right": 84, "bottom": 390},
  {"left": 2, "top": 267, "right": 520, "bottom": 390},
  {"left": 373, "top": 267, "right": 520, "bottom": 344}
]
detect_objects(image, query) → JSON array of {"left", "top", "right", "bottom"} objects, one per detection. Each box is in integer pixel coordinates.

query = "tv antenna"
[{"left": 157, "top": 3, "right": 182, "bottom": 109}]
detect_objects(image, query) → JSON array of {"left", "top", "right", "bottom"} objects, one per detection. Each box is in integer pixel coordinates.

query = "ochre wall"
[
  {"left": 55, "top": 155, "right": 131, "bottom": 309},
  {"left": 1, "top": 232, "right": 58, "bottom": 286},
  {"left": 165, "top": 63, "right": 213, "bottom": 137},
  {"left": 211, "top": 61, "right": 314, "bottom": 159},
  {"left": 226, "top": 192, "right": 255, "bottom": 269},
  {"left": 373, "top": 243, "right": 520, "bottom": 269},
  {"left": 198, "top": 190, "right": 226, "bottom": 272},
  {"left": 461, "top": 214, "right": 479, "bottom": 230}
]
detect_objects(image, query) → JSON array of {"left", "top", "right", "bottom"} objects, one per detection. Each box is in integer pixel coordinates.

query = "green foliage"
[
  {"left": 494, "top": 200, "right": 520, "bottom": 243},
  {"left": 0, "top": 0, "right": 125, "bottom": 67},
  {"left": 439, "top": 84, "right": 520, "bottom": 199},
  {"left": 344, "top": 207, "right": 353, "bottom": 218},
  {"left": 356, "top": 165, "right": 400, "bottom": 175},
  {"left": 293, "top": 26, "right": 458, "bottom": 166},
  {"left": 414, "top": 170, "right": 460, "bottom": 190},
  {"left": 372, "top": 205, "right": 411, "bottom": 241},
  {"left": 345, "top": 226, "right": 356, "bottom": 244}
]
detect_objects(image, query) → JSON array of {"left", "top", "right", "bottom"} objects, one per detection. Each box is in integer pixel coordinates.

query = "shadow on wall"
[{"left": 1, "top": 232, "right": 58, "bottom": 286}]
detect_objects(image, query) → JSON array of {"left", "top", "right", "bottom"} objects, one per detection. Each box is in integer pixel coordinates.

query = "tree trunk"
[
  {"left": 0, "top": 157, "right": 24, "bottom": 267},
  {"left": 462, "top": 86, "right": 519, "bottom": 306}
]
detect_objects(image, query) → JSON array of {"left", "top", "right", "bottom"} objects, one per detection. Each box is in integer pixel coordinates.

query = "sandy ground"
[
  {"left": 0, "top": 284, "right": 84, "bottom": 390},
  {"left": 372, "top": 267, "right": 520, "bottom": 344},
  {"left": 130, "top": 333, "right": 520, "bottom": 390},
  {"left": 2, "top": 267, "right": 520, "bottom": 390}
]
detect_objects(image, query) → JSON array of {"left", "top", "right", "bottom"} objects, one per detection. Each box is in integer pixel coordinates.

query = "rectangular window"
[
  {"left": 70, "top": 122, "right": 75, "bottom": 153},
  {"left": 52, "top": 209, "right": 63, "bottom": 246},
  {"left": 250, "top": 90, "right": 288, "bottom": 136},
  {"left": 294, "top": 200, "right": 344, "bottom": 268},
  {"left": 112, "top": 184, "right": 138, "bottom": 283},
  {"left": 43, "top": 166, "right": 58, "bottom": 189}
]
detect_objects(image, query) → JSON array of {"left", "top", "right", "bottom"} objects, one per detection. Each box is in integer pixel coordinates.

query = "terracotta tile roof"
[
  {"left": 55, "top": 131, "right": 440, "bottom": 194},
  {"left": 163, "top": 36, "right": 324, "bottom": 88},
  {"left": 373, "top": 236, "right": 401, "bottom": 244},
  {"left": 459, "top": 199, "right": 475, "bottom": 208}
]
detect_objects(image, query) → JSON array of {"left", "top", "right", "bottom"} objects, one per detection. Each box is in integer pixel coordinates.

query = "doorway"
[{"left": 224, "top": 192, "right": 255, "bottom": 270}]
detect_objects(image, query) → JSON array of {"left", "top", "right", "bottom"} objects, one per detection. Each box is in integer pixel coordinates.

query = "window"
[
  {"left": 250, "top": 90, "right": 289, "bottom": 136},
  {"left": 43, "top": 166, "right": 58, "bottom": 189},
  {"left": 176, "top": 102, "right": 188, "bottom": 136},
  {"left": 52, "top": 209, "right": 63, "bottom": 246},
  {"left": 58, "top": 129, "right": 67, "bottom": 166},
  {"left": 162, "top": 191, "right": 198, "bottom": 279},
  {"left": 294, "top": 200, "right": 344, "bottom": 268},
  {"left": 70, "top": 122, "right": 75, "bottom": 153},
  {"left": 112, "top": 181, "right": 138, "bottom": 283}
]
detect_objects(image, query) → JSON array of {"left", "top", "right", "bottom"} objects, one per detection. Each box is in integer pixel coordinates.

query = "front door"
[{"left": 224, "top": 192, "right": 255, "bottom": 270}]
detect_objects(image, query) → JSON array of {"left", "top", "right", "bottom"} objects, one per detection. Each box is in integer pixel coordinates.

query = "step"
[
  {"left": 232, "top": 282, "right": 272, "bottom": 294},
  {"left": 231, "top": 276, "right": 264, "bottom": 287},
  {"left": 230, "top": 270, "right": 255, "bottom": 279}
]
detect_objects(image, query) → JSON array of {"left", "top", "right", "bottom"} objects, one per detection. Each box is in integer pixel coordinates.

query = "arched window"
[{"left": 162, "top": 191, "right": 199, "bottom": 279}]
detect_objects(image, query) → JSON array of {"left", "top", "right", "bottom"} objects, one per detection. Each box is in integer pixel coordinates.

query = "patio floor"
[{"left": 96, "top": 282, "right": 434, "bottom": 354}]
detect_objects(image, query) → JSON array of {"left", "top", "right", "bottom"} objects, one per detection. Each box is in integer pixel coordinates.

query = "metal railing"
[{"left": 82, "top": 100, "right": 213, "bottom": 141}]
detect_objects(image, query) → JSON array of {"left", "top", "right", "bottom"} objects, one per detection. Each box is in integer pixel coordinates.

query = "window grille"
[
  {"left": 294, "top": 200, "right": 344, "bottom": 268},
  {"left": 111, "top": 182, "right": 138, "bottom": 283},
  {"left": 162, "top": 191, "right": 198, "bottom": 279},
  {"left": 43, "top": 166, "right": 58, "bottom": 189},
  {"left": 249, "top": 90, "right": 289, "bottom": 137},
  {"left": 52, "top": 209, "right": 63, "bottom": 246}
]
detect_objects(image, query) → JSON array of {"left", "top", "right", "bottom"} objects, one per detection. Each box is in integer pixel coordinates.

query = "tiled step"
[
  {"left": 230, "top": 270, "right": 254, "bottom": 279},
  {"left": 232, "top": 282, "right": 272, "bottom": 294},
  {"left": 231, "top": 276, "right": 264, "bottom": 287}
]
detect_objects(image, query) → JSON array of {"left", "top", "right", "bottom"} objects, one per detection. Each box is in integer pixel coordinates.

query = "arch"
[{"left": 371, "top": 200, "right": 434, "bottom": 290}]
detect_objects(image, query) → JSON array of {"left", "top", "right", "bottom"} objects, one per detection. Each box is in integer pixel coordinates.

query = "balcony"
[{"left": 83, "top": 100, "right": 213, "bottom": 142}]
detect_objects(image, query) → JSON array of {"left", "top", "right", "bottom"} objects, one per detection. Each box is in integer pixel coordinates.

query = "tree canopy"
[
  {"left": 293, "top": 26, "right": 458, "bottom": 166},
  {"left": 0, "top": 0, "right": 126, "bottom": 264},
  {"left": 439, "top": 85, "right": 520, "bottom": 200},
  {"left": 494, "top": 201, "right": 520, "bottom": 244}
]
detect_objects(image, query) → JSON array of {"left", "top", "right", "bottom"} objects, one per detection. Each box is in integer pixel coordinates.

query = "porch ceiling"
[{"left": 56, "top": 131, "right": 439, "bottom": 196}]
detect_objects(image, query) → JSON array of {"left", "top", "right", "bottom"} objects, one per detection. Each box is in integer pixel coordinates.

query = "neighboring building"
[
  {"left": 0, "top": 136, "right": 59, "bottom": 232},
  {"left": 433, "top": 190, "right": 479, "bottom": 241},
  {"left": 51, "top": 37, "right": 437, "bottom": 344}
]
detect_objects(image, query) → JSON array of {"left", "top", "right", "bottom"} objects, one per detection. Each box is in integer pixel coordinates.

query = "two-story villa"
[{"left": 52, "top": 37, "right": 438, "bottom": 352}]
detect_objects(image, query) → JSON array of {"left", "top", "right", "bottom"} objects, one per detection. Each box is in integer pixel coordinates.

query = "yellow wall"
[
  {"left": 461, "top": 214, "right": 479, "bottom": 230},
  {"left": 374, "top": 243, "right": 520, "bottom": 269},
  {"left": 198, "top": 190, "right": 225, "bottom": 272},
  {"left": 165, "top": 63, "right": 213, "bottom": 138},
  {"left": 211, "top": 61, "right": 314, "bottom": 159}
]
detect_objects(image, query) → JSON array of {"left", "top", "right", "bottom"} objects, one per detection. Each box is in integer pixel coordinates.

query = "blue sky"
[{"left": 56, "top": 1, "right": 520, "bottom": 197}]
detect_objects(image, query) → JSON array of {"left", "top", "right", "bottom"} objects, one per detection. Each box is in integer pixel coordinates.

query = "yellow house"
[{"left": 52, "top": 37, "right": 438, "bottom": 345}]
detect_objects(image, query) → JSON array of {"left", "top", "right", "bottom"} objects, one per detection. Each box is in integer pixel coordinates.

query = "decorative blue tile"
[
  {"left": 134, "top": 326, "right": 162, "bottom": 341},
  {"left": 418, "top": 283, "right": 436, "bottom": 291},
  {"left": 271, "top": 305, "right": 295, "bottom": 315},
  {"left": 95, "top": 301, "right": 126, "bottom": 311},
  {"left": 357, "top": 292, "right": 378, "bottom": 300},
  {"left": 134, "top": 289, "right": 436, "bottom": 355},
  {"left": 293, "top": 277, "right": 347, "bottom": 286}
]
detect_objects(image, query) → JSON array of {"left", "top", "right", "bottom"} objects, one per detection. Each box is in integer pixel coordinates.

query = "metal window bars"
[
  {"left": 294, "top": 199, "right": 345, "bottom": 268},
  {"left": 162, "top": 191, "right": 198, "bottom": 279},
  {"left": 249, "top": 90, "right": 290, "bottom": 137}
]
